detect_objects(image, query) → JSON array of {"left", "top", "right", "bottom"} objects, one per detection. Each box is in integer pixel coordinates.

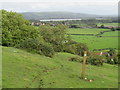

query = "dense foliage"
[
  {"left": 2, "top": 10, "right": 39, "bottom": 46},
  {"left": 39, "top": 24, "right": 67, "bottom": 52},
  {"left": 69, "top": 56, "right": 82, "bottom": 63},
  {"left": 106, "top": 49, "right": 118, "bottom": 64},
  {"left": 18, "top": 37, "right": 54, "bottom": 57},
  {"left": 63, "top": 38, "right": 88, "bottom": 56},
  {"left": 1, "top": 10, "right": 55, "bottom": 57},
  {"left": 69, "top": 55, "right": 104, "bottom": 66},
  {"left": 87, "top": 56, "right": 104, "bottom": 66}
]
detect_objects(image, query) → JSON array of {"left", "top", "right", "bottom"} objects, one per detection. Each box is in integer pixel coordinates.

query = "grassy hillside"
[{"left": 2, "top": 46, "right": 118, "bottom": 88}]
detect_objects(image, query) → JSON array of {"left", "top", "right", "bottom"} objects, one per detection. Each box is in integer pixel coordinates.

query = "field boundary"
[{"left": 67, "top": 30, "right": 119, "bottom": 37}]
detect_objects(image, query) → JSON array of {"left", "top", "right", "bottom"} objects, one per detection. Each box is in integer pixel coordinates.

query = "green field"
[
  {"left": 2, "top": 46, "right": 118, "bottom": 88},
  {"left": 70, "top": 35, "right": 119, "bottom": 50},
  {"left": 101, "top": 31, "right": 119, "bottom": 36},
  {"left": 66, "top": 28, "right": 119, "bottom": 50},
  {"left": 97, "top": 23, "right": 118, "bottom": 26},
  {"left": 66, "top": 28, "right": 110, "bottom": 35}
]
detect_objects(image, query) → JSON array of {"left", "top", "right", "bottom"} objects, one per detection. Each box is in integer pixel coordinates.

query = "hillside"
[
  {"left": 21, "top": 12, "right": 102, "bottom": 20},
  {"left": 2, "top": 46, "right": 118, "bottom": 88}
]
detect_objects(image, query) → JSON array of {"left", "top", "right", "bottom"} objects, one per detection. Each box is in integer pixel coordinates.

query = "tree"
[
  {"left": 39, "top": 24, "right": 67, "bottom": 52},
  {"left": 75, "top": 43, "right": 88, "bottom": 56},
  {"left": 2, "top": 10, "right": 39, "bottom": 46},
  {"left": 100, "top": 25, "right": 104, "bottom": 28},
  {"left": 111, "top": 27, "right": 115, "bottom": 31}
]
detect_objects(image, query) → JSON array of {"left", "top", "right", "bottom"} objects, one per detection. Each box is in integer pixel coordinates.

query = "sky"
[{"left": 0, "top": 0, "right": 119, "bottom": 15}]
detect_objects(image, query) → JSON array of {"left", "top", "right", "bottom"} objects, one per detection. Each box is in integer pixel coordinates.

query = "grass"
[
  {"left": 66, "top": 28, "right": 119, "bottom": 50},
  {"left": 2, "top": 46, "right": 118, "bottom": 88},
  {"left": 97, "top": 23, "right": 118, "bottom": 26},
  {"left": 101, "top": 31, "right": 119, "bottom": 36},
  {"left": 70, "top": 35, "right": 119, "bottom": 50},
  {"left": 66, "top": 28, "right": 110, "bottom": 35}
]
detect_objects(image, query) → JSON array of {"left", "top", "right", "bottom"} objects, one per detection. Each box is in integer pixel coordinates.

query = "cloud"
[
  {"left": 0, "top": 0, "right": 118, "bottom": 15},
  {"left": 1, "top": 0, "right": 119, "bottom": 2}
]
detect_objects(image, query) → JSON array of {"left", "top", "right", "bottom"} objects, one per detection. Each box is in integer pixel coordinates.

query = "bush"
[
  {"left": 64, "top": 44, "right": 77, "bottom": 54},
  {"left": 18, "top": 37, "right": 54, "bottom": 57},
  {"left": 69, "top": 24, "right": 80, "bottom": 28},
  {"left": 113, "top": 56, "right": 118, "bottom": 64},
  {"left": 69, "top": 56, "right": 82, "bottom": 63},
  {"left": 40, "top": 43, "right": 55, "bottom": 57},
  {"left": 75, "top": 43, "right": 88, "bottom": 56},
  {"left": 106, "top": 56, "right": 118, "bottom": 65},
  {"left": 105, "top": 49, "right": 118, "bottom": 65},
  {"left": 87, "top": 56, "right": 104, "bottom": 66},
  {"left": 111, "top": 27, "right": 116, "bottom": 31},
  {"left": 39, "top": 25, "right": 67, "bottom": 52},
  {"left": 63, "top": 41, "right": 89, "bottom": 56},
  {"left": 106, "top": 57, "right": 114, "bottom": 64},
  {"left": 107, "top": 49, "right": 116, "bottom": 56},
  {"left": 69, "top": 55, "right": 104, "bottom": 66},
  {"left": 100, "top": 25, "right": 104, "bottom": 28}
]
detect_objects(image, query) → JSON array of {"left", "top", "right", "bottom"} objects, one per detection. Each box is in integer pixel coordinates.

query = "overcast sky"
[{"left": 0, "top": 0, "right": 119, "bottom": 15}]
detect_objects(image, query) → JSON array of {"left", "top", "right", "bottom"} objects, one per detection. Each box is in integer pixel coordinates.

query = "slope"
[{"left": 2, "top": 46, "right": 118, "bottom": 88}]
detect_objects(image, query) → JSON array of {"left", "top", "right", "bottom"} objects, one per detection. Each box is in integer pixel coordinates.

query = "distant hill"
[{"left": 21, "top": 12, "right": 104, "bottom": 20}]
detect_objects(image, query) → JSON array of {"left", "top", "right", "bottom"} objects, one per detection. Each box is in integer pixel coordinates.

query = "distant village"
[
  {"left": 31, "top": 18, "right": 119, "bottom": 30},
  {"left": 31, "top": 19, "right": 82, "bottom": 26}
]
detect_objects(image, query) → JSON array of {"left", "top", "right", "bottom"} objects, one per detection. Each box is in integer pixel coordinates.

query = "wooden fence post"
[{"left": 81, "top": 51, "right": 87, "bottom": 79}]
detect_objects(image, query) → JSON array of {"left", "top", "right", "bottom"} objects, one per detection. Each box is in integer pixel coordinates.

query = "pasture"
[
  {"left": 2, "top": 46, "right": 118, "bottom": 88},
  {"left": 66, "top": 28, "right": 119, "bottom": 50},
  {"left": 66, "top": 28, "right": 110, "bottom": 35},
  {"left": 70, "top": 35, "right": 119, "bottom": 50},
  {"left": 97, "top": 23, "right": 118, "bottom": 26},
  {"left": 101, "top": 31, "right": 119, "bottom": 36}
]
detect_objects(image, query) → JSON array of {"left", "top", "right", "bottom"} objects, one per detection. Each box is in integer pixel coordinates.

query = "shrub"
[
  {"left": 69, "top": 24, "right": 80, "bottom": 28},
  {"left": 39, "top": 25, "right": 67, "bottom": 52},
  {"left": 40, "top": 43, "right": 54, "bottom": 57},
  {"left": 111, "top": 27, "right": 116, "bottom": 31},
  {"left": 69, "top": 56, "right": 82, "bottom": 63},
  {"left": 112, "top": 56, "right": 118, "bottom": 64},
  {"left": 87, "top": 56, "right": 104, "bottom": 66},
  {"left": 107, "top": 49, "right": 116, "bottom": 57},
  {"left": 106, "top": 57, "right": 114, "bottom": 64},
  {"left": 106, "top": 56, "right": 118, "bottom": 65},
  {"left": 63, "top": 41, "right": 89, "bottom": 56},
  {"left": 64, "top": 44, "right": 77, "bottom": 54},
  {"left": 75, "top": 43, "right": 88, "bottom": 56},
  {"left": 100, "top": 25, "right": 104, "bottom": 28},
  {"left": 105, "top": 49, "right": 118, "bottom": 65},
  {"left": 18, "top": 37, "right": 54, "bottom": 57}
]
